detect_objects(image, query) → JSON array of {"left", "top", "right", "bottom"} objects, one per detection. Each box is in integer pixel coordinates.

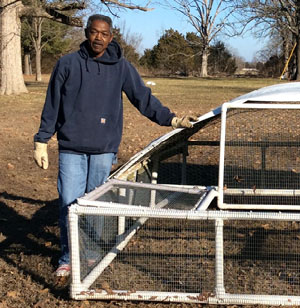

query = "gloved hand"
[
  {"left": 33, "top": 142, "right": 49, "bottom": 169},
  {"left": 171, "top": 115, "right": 198, "bottom": 129}
]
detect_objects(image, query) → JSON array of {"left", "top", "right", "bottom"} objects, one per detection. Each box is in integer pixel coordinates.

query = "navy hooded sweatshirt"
[{"left": 34, "top": 39, "right": 175, "bottom": 154}]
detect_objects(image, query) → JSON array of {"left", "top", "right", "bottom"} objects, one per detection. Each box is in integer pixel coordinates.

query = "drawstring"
[
  {"left": 84, "top": 58, "right": 100, "bottom": 75},
  {"left": 85, "top": 58, "right": 89, "bottom": 72},
  {"left": 79, "top": 48, "right": 101, "bottom": 74}
]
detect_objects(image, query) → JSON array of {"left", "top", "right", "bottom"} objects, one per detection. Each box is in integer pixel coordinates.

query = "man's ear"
[{"left": 84, "top": 28, "right": 89, "bottom": 39}]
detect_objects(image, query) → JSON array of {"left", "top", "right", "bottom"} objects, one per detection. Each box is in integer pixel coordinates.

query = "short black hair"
[{"left": 86, "top": 14, "right": 113, "bottom": 34}]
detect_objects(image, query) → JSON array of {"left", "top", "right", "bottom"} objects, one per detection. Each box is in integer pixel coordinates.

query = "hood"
[{"left": 79, "top": 39, "right": 122, "bottom": 64}]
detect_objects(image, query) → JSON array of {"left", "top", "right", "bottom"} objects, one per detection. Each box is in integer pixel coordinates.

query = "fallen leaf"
[
  {"left": 7, "top": 163, "right": 14, "bottom": 170},
  {"left": 39, "top": 288, "right": 49, "bottom": 294},
  {"left": 7, "top": 291, "right": 18, "bottom": 298}
]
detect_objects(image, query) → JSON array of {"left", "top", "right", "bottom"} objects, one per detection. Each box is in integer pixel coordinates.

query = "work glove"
[
  {"left": 33, "top": 142, "right": 49, "bottom": 169},
  {"left": 171, "top": 115, "right": 198, "bottom": 129}
]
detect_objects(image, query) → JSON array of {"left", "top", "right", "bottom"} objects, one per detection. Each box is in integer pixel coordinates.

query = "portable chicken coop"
[{"left": 69, "top": 82, "right": 300, "bottom": 306}]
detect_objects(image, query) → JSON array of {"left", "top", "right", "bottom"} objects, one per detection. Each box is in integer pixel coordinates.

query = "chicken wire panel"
[
  {"left": 96, "top": 187, "right": 200, "bottom": 210},
  {"left": 78, "top": 215, "right": 120, "bottom": 279},
  {"left": 223, "top": 219, "right": 300, "bottom": 296},
  {"left": 70, "top": 207, "right": 300, "bottom": 304},
  {"left": 157, "top": 116, "right": 221, "bottom": 186},
  {"left": 75, "top": 213, "right": 216, "bottom": 300},
  {"left": 219, "top": 104, "right": 300, "bottom": 209},
  {"left": 78, "top": 180, "right": 207, "bottom": 211}
]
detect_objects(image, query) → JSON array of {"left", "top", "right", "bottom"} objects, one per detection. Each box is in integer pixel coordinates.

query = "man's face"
[{"left": 87, "top": 20, "right": 113, "bottom": 58}]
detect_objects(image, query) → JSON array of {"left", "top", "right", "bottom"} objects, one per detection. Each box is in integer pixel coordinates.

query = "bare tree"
[
  {"left": 0, "top": 0, "right": 84, "bottom": 95},
  {"left": 233, "top": 0, "right": 300, "bottom": 80},
  {"left": 165, "top": 0, "right": 238, "bottom": 77}
]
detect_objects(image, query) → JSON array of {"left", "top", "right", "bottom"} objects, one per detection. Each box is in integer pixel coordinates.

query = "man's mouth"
[{"left": 93, "top": 41, "right": 103, "bottom": 48}]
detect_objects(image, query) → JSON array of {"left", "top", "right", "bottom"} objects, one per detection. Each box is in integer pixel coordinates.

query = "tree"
[
  {"left": 233, "top": 0, "right": 300, "bottom": 80},
  {"left": 263, "top": 54, "right": 284, "bottom": 77},
  {"left": 22, "top": 15, "right": 33, "bottom": 75},
  {"left": 165, "top": 0, "right": 238, "bottom": 77},
  {"left": 0, "top": 0, "right": 84, "bottom": 95},
  {"left": 1, "top": 0, "right": 28, "bottom": 95},
  {"left": 208, "top": 40, "right": 237, "bottom": 74},
  {"left": 113, "top": 25, "right": 141, "bottom": 65},
  {"left": 186, "top": 31, "right": 203, "bottom": 74},
  {"left": 21, "top": 14, "right": 77, "bottom": 80},
  {"left": 140, "top": 28, "right": 193, "bottom": 75},
  {"left": 139, "top": 48, "right": 155, "bottom": 68}
]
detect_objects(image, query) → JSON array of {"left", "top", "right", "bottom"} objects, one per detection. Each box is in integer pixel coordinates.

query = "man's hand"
[
  {"left": 171, "top": 115, "right": 198, "bottom": 129},
  {"left": 34, "top": 142, "right": 49, "bottom": 169}
]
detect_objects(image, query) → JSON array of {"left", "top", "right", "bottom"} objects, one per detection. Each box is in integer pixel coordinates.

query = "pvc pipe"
[
  {"left": 74, "top": 289, "right": 213, "bottom": 303},
  {"left": 215, "top": 219, "right": 225, "bottom": 297},
  {"left": 218, "top": 104, "right": 227, "bottom": 208},
  {"left": 196, "top": 187, "right": 218, "bottom": 211},
  {"left": 224, "top": 102, "right": 300, "bottom": 109},
  {"left": 70, "top": 205, "right": 300, "bottom": 222},
  {"left": 69, "top": 206, "right": 84, "bottom": 296}
]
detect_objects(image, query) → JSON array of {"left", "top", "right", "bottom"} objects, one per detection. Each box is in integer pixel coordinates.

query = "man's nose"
[{"left": 95, "top": 32, "right": 103, "bottom": 40}]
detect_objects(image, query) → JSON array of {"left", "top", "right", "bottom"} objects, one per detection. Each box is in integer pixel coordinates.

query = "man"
[{"left": 34, "top": 14, "right": 197, "bottom": 277}]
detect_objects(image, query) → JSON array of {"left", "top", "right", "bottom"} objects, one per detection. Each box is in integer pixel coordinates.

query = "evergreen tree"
[
  {"left": 113, "top": 27, "right": 140, "bottom": 65},
  {"left": 208, "top": 41, "right": 237, "bottom": 75},
  {"left": 140, "top": 29, "right": 193, "bottom": 75}
]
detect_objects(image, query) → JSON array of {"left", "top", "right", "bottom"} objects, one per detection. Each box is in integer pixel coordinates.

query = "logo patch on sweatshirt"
[{"left": 100, "top": 118, "right": 106, "bottom": 124}]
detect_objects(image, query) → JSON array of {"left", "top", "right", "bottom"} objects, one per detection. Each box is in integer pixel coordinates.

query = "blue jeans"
[{"left": 57, "top": 152, "right": 115, "bottom": 265}]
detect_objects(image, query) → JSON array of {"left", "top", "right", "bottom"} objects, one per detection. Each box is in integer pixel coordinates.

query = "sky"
[{"left": 114, "top": 4, "right": 266, "bottom": 62}]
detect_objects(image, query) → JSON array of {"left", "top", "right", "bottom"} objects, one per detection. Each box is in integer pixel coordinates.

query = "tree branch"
[
  {"left": 47, "top": 1, "right": 86, "bottom": 12},
  {"left": 100, "top": 0, "right": 154, "bottom": 11},
  {"left": 20, "top": 6, "right": 84, "bottom": 27},
  {"left": 45, "top": 7, "right": 83, "bottom": 27}
]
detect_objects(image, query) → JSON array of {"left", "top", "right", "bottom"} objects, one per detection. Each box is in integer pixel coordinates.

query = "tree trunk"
[
  {"left": 24, "top": 53, "right": 32, "bottom": 75},
  {"left": 201, "top": 45, "right": 209, "bottom": 78},
  {"left": 33, "top": 17, "right": 42, "bottom": 82},
  {"left": 35, "top": 48, "right": 42, "bottom": 81},
  {"left": 0, "top": 0, "right": 27, "bottom": 95}
]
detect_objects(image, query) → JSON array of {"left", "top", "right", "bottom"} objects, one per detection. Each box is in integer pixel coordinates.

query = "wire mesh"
[
  {"left": 156, "top": 116, "right": 221, "bottom": 186},
  {"left": 79, "top": 215, "right": 216, "bottom": 295},
  {"left": 96, "top": 186, "right": 202, "bottom": 210},
  {"left": 223, "top": 220, "right": 300, "bottom": 296},
  {"left": 71, "top": 208, "right": 300, "bottom": 304},
  {"left": 222, "top": 106, "right": 300, "bottom": 207},
  {"left": 78, "top": 215, "right": 119, "bottom": 279},
  {"left": 80, "top": 181, "right": 208, "bottom": 211}
]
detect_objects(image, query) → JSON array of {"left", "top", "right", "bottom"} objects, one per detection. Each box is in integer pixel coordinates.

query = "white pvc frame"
[
  {"left": 69, "top": 205, "right": 300, "bottom": 306},
  {"left": 218, "top": 103, "right": 300, "bottom": 210},
  {"left": 70, "top": 180, "right": 210, "bottom": 293}
]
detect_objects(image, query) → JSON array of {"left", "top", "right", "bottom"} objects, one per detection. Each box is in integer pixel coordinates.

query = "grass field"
[{"left": 0, "top": 75, "right": 289, "bottom": 308}]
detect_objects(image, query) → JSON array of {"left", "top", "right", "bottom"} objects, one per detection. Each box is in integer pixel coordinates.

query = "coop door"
[{"left": 218, "top": 103, "right": 300, "bottom": 210}]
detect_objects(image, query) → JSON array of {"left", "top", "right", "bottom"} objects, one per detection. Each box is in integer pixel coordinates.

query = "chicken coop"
[{"left": 69, "top": 82, "right": 300, "bottom": 306}]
